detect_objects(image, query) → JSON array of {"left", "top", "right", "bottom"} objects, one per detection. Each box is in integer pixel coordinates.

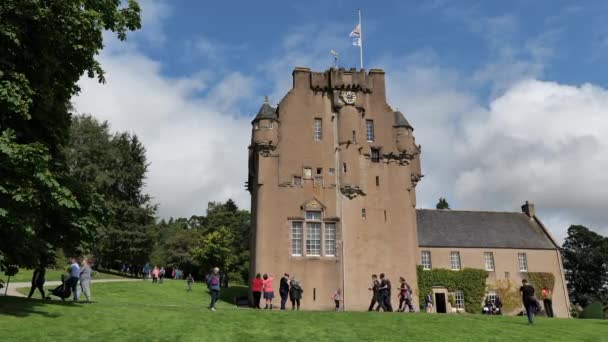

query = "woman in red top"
[
  {"left": 251, "top": 273, "right": 264, "bottom": 309},
  {"left": 262, "top": 273, "right": 275, "bottom": 309}
]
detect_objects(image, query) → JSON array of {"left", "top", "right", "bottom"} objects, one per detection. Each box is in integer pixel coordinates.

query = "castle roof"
[
  {"left": 252, "top": 100, "right": 277, "bottom": 123},
  {"left": 416, "top": 209, "right": 557, "bottom": 249},
  {"left": 393, "top": 111, "right": 413, "bottom": 129}
]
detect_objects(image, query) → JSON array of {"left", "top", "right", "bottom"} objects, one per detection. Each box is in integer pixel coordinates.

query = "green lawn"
[
  {"left": 1, "top": 280, "right": 606, "bottom": 341},
  {"left": 4, "top": 268, "right": 128, "bottom": 283}
]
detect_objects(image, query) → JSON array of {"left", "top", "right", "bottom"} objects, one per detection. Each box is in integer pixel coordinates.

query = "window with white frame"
[
  {"left": 291, "top": 222, "right": 303, "bottom": 256},
  {"left": 455, "top": 291, "right": 465, "bottom": 309},
  {"left": 421, "top": 251, "right": 432, "bottom": 270},
  {"left": 306, "top": 222, "right": 321, "bottom": 256},
  {"left": 484, "top": 252, "right": 495, "bottom": 271},
  {"left": 325, "top": 223, "right": 336, "bottom": 256},
  {"left": 450, "top": 251, "right": 461, "bottom": 270},
  {"left": 518, "top": 253, "right": 528, "bottom": 272},
  {"left": 487, "top": 291, "right": 497, "bottom": 304},
  {"left": 314, "top": 118, "right": 322, "bottom": 141},
  {"left": 366, "top": 120, "right": 375, "bottom": 142}
]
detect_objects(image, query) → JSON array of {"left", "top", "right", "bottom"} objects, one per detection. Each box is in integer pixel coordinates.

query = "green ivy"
[
  {"left": 527, "top": 272, "right": 555, "bottom": 295},
  {"left": 417, "top": 265, "right": 489, "bottom": 314}
]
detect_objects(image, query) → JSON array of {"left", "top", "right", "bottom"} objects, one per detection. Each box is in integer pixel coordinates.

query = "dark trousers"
[
  {"left": 399, "top": 297, "right": 414, "bottom": 312},
  {"left": 28, "top": 283, "right": 45, "bottom": 299},
  {"left": 335, "top": 300, "right": 340, "bottom": 310},
  {"left": 67, "top": 277, "right": 79, "bottom": 300},
  {"left": 376, "top": 292, "right": 388, "bottom": 312},
  {"left": 209, "top": 289, "right": 219, "bottom": 308},
  {"left": 524, "top": 302, "right": 534, "bottom": 323},
  {"left": 253, "top": 291, "right": 262, "bottom": 308},
  {"left": 280, "top": 291, "right": 288, "bottom": 310},
  {"left": 368, "top": 294, "right": 378, "bottom": 311},
  {"left": 291, "top": 298, "right": 300, "bottom": 310},
  {"left": 543, "top": 299, "right": 554, "bottom": 317}
]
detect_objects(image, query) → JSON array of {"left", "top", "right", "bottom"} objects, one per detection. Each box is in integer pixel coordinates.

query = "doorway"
[{"left": 435, "top": 293, "right": 447, "bottom": 313}]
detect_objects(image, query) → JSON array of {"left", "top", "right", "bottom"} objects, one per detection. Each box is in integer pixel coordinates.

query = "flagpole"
[{"left": 358, "top": 9, "right": 363, "bottom": 69}]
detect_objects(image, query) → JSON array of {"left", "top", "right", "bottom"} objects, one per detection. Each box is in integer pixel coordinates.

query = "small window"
[
  {"left": 293, "top": 176, "right": 302, "bottom": 186},
  {"left": 371, "top": 148, "right": 380, "bottom": 163},
  {"left": 291, "top": 222, "right": 303, "bottom": 256},
  {"left": 455, "top": 291, "right": 465, "bottom": 309},
  {"left": 352, "top": 131, "right": 357, "bottom": 143},
  {"left": 450, "top": 251, "right": 461, "bottom": 270},
  {"left": 487, "top": 291, "right": 497, "bottom": 305},
  {"left": 316, "top": 168, "right": 323, "bottom": 175},
  {"left": 343, "top": 163, "right": 347, "bottom": 173},
  {"left": 518, "top": 253, "right": 528, "bottom": 272},
  {"left": 361, "top": 208, "right": 366, "bottom": 219},
  {"left": 314, "top": 176, "right": 323, "bottom": 187},
  {"left": 306, "top": 211, "right": 321, "bottom": 221},
  {"left": 328, "top": 168, "right": 335, "bottom": 175},
  {"left": 314, "top": 118, "right": 322, "bottom": 141},
  {"left": 366, "top": 120, "right": 375, "bottom": 142},
  {"left": 325, "top": 223, "right": 336, "bottom": 256},
  {"left": 421, "top": 251, "right": 432, "bottom": 270},
  {"left": 504, "top": 272, "right": 510, "bottom": 279},
  {"left": 384, "top": 210, "right": 387, "bottom": 222},
  {"left": 375, "top": 176, "right": 380, "bottom": 187},
  {"left": 254, "top": 122, "right": 259, "bottom": 130},
  {"left": 303, "top": 167, "right": 312, "bottom": 179},
  {"left": 268, "top": 122, "right": 274, "bottom": 129},
  {"left": 484, "top": 252, "right": 495, "bottom": 271}
]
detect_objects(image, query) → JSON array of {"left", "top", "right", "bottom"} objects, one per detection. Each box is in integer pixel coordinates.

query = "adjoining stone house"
[
  {"left": 417, "top": 204, "right": 569, "bottom": 317},
  {"left": 247, "top": 66, "right": 570, "bottom": 316}
]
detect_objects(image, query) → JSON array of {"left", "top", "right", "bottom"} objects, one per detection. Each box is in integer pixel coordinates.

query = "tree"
[
  {"left": 436, "top": 197, "right": 450, "bottom": 210},
  {"left": 0, "top": 1, "right": 141, "bottom": 269},
  {"left": 561, "top": 225, "right": 608, "bottom": 307},
  {"left": 193, "top": 226, "right": 236, "bottom": 273}
]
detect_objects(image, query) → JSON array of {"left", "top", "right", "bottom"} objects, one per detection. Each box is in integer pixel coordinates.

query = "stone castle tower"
[{"left": 248, "top": 67, "right": 423, "bottom": 310}]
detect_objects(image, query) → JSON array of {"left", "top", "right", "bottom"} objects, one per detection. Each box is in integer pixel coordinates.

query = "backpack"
[{"left": 211, "top": 276, "right": 219, "bottom": 286}]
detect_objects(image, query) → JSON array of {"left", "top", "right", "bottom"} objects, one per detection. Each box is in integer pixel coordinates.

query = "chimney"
[{"left": 521, "top": 201, "right": 536, "bottom": 218}]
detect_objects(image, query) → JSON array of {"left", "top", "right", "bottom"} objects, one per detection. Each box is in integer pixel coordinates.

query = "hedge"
[
  {"left": 417, "top": 265, "right": 488, "bottom": 314},
  {"left": 580, "top": 301, "right": 605, "bottom": 319}
]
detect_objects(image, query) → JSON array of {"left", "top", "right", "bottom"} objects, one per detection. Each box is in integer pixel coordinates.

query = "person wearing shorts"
[{"left": 262, "top": 273, "right": 275, "bottom": 310}]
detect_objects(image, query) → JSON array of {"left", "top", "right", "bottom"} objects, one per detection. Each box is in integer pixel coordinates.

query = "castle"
[{"left": 247, "top": 67, "right": 569, "bottom": 316}]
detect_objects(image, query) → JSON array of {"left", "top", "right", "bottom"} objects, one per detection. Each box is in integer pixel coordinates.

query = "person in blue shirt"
[
  {"left": 68, "top": 258, "right": 80, "bottom": 301},
  {"left": 207, "top": 267, "right": 221, "bottom": 311}
]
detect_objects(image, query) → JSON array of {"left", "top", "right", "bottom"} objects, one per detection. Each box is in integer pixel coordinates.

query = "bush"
[
  {"left": 488, "top": 279, "right": 521, "bottom": 313},
  {"left": 579, "top": 302, "right": 604, "bottom": 319},
  {"left": 527, "top": 272, "right": 555, "bottom": 295},
  {"left": 417, "top": 266, "right": 488, "bottom": 314}
]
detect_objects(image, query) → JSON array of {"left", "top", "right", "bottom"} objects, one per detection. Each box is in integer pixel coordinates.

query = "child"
[
  {"left": 187, "top": 273, "right": 194, "bottom": 291},
  {"left": 332, "top": 288, "right": 342, "bottom": 311}
]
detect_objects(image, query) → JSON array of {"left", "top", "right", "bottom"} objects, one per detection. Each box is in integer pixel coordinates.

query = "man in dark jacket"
[
  {"left": 279, "top": 273, "right": 290, "bottom": 310},
  {"left": 376, "top": 273, "right": 389, "bottom": 312},
  {"left": 27, "top": 266, "right": 46, "bottom": 299},
  {"left": 368, "top": 274, "right": 379, "bottom": 311},
  {"left": 519, "top": 279, "right": 536, "bottom": 324}
]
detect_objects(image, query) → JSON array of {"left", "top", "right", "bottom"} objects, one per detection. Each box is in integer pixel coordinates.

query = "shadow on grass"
[
  {"left": 94, "top": 268, "right": 141, "bottom": 279},
  {"left": 202, "top": 285, "right": 249, "bottom": 307},
  {"left": 0, "top": 296, "right": 84, "bottom": 318}
]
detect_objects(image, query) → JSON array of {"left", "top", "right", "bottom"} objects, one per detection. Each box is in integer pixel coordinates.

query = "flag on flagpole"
[{"left": 350, "top": 23, "right": 361, "bottom": 46}]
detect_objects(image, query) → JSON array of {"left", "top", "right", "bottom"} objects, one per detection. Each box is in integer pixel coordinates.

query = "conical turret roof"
[
  {"left": 252, "top": 97, "right": 277, "bottom": 123},
  {"left": 393, "top": 110, "right": 413, "bottom": 130}
]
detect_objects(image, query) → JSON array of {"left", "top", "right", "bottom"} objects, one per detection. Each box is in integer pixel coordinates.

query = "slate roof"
[
  {"left": 252, "top": 102, "right": 277, "bottom": 122},
  {"left": 416, "top": 209, "right": 557, "bottom": 249},
  {"left": 393, "top": 111, "right": 413, "bottom": 129}
]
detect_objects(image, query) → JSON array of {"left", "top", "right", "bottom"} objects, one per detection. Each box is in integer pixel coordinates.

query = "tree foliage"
[
  {"left": 561, "top": 225, "right": 608, "bottom": 307},
  {"left": 436, "top": 197, "right": 450, "bottom": 210},
  {"left": 0, "top": 0, "right": 141, "bottom": 269}
]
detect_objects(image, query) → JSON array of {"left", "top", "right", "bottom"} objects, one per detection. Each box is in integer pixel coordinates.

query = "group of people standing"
[
  {"left": 251, "top": 273, "right": 304, "bottom": 310},
  {"left": 368, "top": 274, "right": 415, "bottom": 313}
]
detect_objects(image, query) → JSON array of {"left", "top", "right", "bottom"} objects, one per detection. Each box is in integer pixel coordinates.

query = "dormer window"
[
  {"left": 268, "top": 122, "right": 274, "bottom": 129},
  {"left": 254, "top": 122, "right": 259, "bottom": 130}
]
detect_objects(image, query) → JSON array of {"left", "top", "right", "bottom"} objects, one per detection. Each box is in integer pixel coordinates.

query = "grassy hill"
[{"left": 0, "top": 280, "right": 606, "bottom": 341}]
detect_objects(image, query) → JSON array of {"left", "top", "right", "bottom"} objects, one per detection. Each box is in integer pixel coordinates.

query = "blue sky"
[{"left": 74, "top": 0, "right": 608, "bottom": 240}]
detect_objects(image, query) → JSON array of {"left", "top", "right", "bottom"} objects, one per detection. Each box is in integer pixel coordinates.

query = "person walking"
[
  {"left": 332, "top": 288, "right": 342, "bottom": 311},
  {"left": 207, "top": 267, "right": 221, "bottom": 311},
  {"left": 368, "top": 274, "right": 379, "bottom": 311},
  {"left": 152, "top": 266, "right": 159, "bottom": 283},
  {"left": 159, "top": 267, "right": 165, "bottom": 284},
  {"left": 262, "top": 273, "right": 275, "bottom": 310},
  {"left": 289, "top": 278, "right": 303, "bottom": 310},
  {"left": 519, "top": 279, "right": 536, "bottom": 324},
  {"left": 398, "top": 277, "right": 414, "bottom": 312},
  {"left": 376, "top": 273, "right": 389, "bottom": 312},
  {"left": 27, "top": 265, "right": 46, "bottom": 299},
  {"left": 251, "top": 273, "right": 263, "bottom": 309},
  {"left": 143, "top": 263, "right": 151, "bottom": 280},
  {"left": 68, "top": 258, "right": 80, "bottom": 301},
  {"left": 187, "top": 273, "right": 194, "bottom": 291},
  {"left": 78, "top": 259, "right": 93, "bottom": 303},
  {"left": 279, "top": 273, "right": 290, "bottom": 310},
  {"left": 541, "top": 286, "right": 554, "bottom": 318}
]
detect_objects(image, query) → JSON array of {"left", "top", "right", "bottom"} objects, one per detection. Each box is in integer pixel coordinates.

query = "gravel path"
[{"left": 2, "top": 278, "right": 140, "bottom": 297}]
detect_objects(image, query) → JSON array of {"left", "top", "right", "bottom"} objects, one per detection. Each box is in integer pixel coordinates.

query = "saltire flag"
[{"left": 350, "top": 23, "right": 361, "bottom": 46}]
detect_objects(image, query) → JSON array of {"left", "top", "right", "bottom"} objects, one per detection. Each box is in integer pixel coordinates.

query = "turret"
[
  {"left": 393, "top": 111, "right": 415, "bottom": 153},
  {"left": 252, "top": 96, "right": 279, "bottom": 147}
]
